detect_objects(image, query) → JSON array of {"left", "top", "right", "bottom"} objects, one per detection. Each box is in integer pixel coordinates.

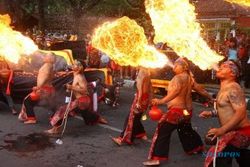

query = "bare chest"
[
  {"left": 72, "top": 78, "right": 79, "bottom": 87},
  {"left": 216, "top": 90, "right": 230, "bottom": 108}
]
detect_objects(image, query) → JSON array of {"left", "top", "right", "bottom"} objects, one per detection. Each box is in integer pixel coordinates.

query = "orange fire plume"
[
  {"left": 0, "top": 14, "right": 38, "bottom": 63},
  {"left": 91, "top": 16, "right": 172, "bottom": 68},
  {"left": 225, "top": 0, "right": 250, "bottom": 6},
  {"left": 145, "top": 0, "right": 224, "bottom": 70}
]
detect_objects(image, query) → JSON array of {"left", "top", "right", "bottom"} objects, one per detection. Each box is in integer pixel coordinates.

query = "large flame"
[
  {"left": 145, "top": 0, "right": 224, "bottom": 70},
  {"left": 225, "top": 0, "right": 250, "bottom": 6},
  {"left": 0, "top": 14, "right": 38, "bottom": 63},
  {"left": 91, "top": 16, "right": 172, "bottom": 68}
]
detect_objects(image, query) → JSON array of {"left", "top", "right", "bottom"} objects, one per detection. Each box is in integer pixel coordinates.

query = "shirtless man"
[
  {"left": 46, "top": 60, "right": 107, "bottom": 134},
  {"left": 112, "top": 66, "right": 152, "bottom": 145},
  {"left": 199, "top": 60, "right": 250, "bottom": 167},
  {"left": 143, "top": 58, "right": 213, "bottom": 166},
  {"left": 18, "top": 53, "right": 55, "bottom": 124}
]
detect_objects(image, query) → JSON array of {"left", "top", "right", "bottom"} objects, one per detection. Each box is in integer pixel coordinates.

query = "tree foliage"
[
  {"left": 125, "top": 0, "right": 144, "bottom": 9},
  {"left": 68, "top": 0, "right": 101, "bottom": 12},
  {"left": 2, "top": 0, "right": 154, "bottom": 34}
]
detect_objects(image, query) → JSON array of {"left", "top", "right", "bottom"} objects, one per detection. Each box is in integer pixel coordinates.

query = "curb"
[{"left": 123, "top": 79, "right": 135, "bottom": 88}]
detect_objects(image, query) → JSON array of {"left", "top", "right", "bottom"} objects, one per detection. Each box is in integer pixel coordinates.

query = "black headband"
[
  {"left": 222, "top": 60, "right": 240, "bottom": 77},
  {"left": 175, "top": 58, "right": 189, "bottom": 70}
]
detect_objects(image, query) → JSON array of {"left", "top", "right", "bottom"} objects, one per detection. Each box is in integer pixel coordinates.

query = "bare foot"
[
  {"left": 141, "top": 135, "right": 148, "bottom": 141},
  {"left": 111, "top": 137, "right": 122, "bottom": 146},
  {"left": 24, "top": 119, "right": 37, "bottom": 124},
  {"left": 44, "top": 127, "right": 61, "bottom": 134},
  {"left": 143, "top": 160, "right": 160, "bottom": 166},
  {"left": 12, "top": 109, "right": 18, "bottom": 115},
  {"left": 98, "top": 117, "right": 108, "bottom": 124},
  {"left": 18, "top": 113, "right": 27, "bottom": 121}
]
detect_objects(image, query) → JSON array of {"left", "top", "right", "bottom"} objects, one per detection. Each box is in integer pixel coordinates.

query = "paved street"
[{"left": 0, "top": 87, "right": 245, "bottom": 167}]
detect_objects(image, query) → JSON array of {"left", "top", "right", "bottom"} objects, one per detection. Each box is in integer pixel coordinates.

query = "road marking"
[
  {"left": 98, "top": 124, "right": 123, "bottom": 133},
  {"left": 74, "top": 115, "right": 152, "bottom": 143}
]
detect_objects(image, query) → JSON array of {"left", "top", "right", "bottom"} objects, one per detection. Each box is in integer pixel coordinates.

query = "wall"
[{"left": 236, "top": 17, "right": 250, "bottom": 28}]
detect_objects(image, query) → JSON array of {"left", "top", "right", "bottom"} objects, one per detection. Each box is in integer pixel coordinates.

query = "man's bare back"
[
  {"left": 37, "top": 54, "right": 55, "bottom": 87},
  {"left": 151, "top": 58, "right": 212, "bottom": 110},
  {"left": 167, "top": 72, "right": 193, "bottom": 110},
  {"left": 136, "top": 68, "right": 151, "bottom": 96},
  {"left": 37, "top": 63, "right": 54, "bottom": 87},
  {"left": 135, "top": 68, "right": 152, "bottom": 110}
]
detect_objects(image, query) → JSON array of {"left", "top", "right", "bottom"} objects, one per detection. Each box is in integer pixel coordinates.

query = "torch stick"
[
  {"left": 213, "top": 137, "right": 219, "bottom": 167},
  {"left": 56, "top": 90, "right": 73, "bottom": 144}
]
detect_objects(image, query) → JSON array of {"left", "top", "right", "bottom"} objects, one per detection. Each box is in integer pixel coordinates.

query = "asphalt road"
[{"left": 0, "top": 87, "right": 245, "bottom": 167}]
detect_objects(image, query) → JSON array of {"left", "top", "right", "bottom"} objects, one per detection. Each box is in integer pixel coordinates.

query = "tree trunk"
[
  {"left": 4, "top": 0, "right": 25, "bottom": 30},
  {"left": 72, "top": 9, "right": 82, "bottom": 35},
  {"left": 0, "top": 0, "right": 8, "bottom": 13},
  {"left": 37, "top": 0, "right": 45, "bottom": 31}
]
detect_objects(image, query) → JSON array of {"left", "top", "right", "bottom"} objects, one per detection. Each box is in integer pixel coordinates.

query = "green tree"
[
  {"left": 4, "top": 0, "right": 25, "bottom": 30},
  {"left": 68, "top": 0, "right": 101, "bottom": 32},
  {"left": 37, "top": 0, "right": 45, "bottom": 31},
  {"left": 124, "top": 0, "right": 153, "bottom": 35},
  {"left": 3, "top": 0, "right": 44, "bottom": 30},
  {"left": 125, "top": 0, "right": 144, "bottom": 9}
]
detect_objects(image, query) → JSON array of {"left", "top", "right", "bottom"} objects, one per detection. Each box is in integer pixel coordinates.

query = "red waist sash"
[
  {"left": 205, "top": 125, "right": 250, "bottom": 167},
  {"left": 77, "top": 95, "right": 91, "bottom": 110},
  {"left": 165, "top": 107, "right": 192, "bottom": 124}
]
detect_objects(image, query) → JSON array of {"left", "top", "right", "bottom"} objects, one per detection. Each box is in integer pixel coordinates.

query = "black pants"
[
  {"left": 0, "top": 91, "right": 8, "bottom": 105},
  {"left": 209, "top": 145, "right": 250, "bottom": 167},
  {"left": 0, "top": 91, "right": 14, "bottom": 109},
  {"left": 153, "top": 122, "right": 203, "bottom": 158},
  {"left": 78, "top": 108, "right": 100, "bottom": 125},
  {"left": 23, "top": 96, "right": 39, "bottom": 118},
  {"left": 54, "top": 107, "right": 100, "bottom": 126},
  {"left": 24, "top": 95, "right": 56, "bottom": 119},
  {"left": 120, "top": 112, "right": 145, "bottom": 142}
]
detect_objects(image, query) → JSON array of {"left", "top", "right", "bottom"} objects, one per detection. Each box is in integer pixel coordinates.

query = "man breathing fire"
[{"left": 200, "top": 60, "right": 250, "bottom": 167}]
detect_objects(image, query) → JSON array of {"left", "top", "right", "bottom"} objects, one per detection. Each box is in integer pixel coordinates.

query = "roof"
[{"left": 195, "top": 0, "right": 250, "bottom": 19}]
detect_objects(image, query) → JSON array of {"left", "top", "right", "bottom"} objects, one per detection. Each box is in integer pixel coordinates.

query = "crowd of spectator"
[
  {"left": 24, "top": 26, "right": 78, "bottom": 50},
  {"left": 219, "top": 32, "right": 250, "bottom": 88}
]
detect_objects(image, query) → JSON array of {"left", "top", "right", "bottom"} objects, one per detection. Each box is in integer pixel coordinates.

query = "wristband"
[{"left": 211, "top": 109, "right": 217, "bottom": 117}]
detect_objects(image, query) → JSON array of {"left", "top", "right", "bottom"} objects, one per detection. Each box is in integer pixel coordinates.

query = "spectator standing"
[{"left": 227, "top": 38, "right": 238, "bottom": 61}]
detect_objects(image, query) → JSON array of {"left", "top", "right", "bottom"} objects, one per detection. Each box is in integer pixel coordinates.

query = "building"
[{"left": 195, "top": 0, "right": 250, "bottom": 41}]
